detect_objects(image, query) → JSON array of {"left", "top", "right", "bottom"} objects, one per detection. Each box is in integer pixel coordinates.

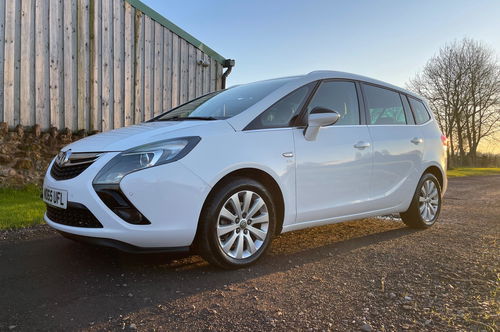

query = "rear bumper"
[{"left": 58, "top": 230, "right": 191, "bottom": 254}]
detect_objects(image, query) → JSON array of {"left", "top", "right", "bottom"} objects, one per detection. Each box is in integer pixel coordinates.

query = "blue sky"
[{"left": 142, "top": 0, "right": 500, "bottom": 88}]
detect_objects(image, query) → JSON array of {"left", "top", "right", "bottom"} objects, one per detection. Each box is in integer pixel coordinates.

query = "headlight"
[{"left": 93, "top": 137, "right": 201, "bottom": 184}]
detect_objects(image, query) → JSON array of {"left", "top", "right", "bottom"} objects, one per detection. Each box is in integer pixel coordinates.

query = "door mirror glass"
[{"left": 304, "top": 107, "right": 340, "bottom": 141}]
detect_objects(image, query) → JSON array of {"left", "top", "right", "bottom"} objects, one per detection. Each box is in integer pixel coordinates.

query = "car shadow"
[{"left": 0, "top": 219, "right": 419, "bottom": 330}]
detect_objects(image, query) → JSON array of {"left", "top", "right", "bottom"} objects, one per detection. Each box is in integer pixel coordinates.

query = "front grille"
[
  {"left": 50, "top": 152, "right": 100, "bottom": 180},
  {"left": 46, "top": 203, "right": 103, "bottom": 228},
  {"left": 50, "top": 162, "right": 93, "bottom": 180}
]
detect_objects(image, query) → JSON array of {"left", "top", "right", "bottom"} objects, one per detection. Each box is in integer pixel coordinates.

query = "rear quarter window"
[{"left": 409, "top": 97, "right": 431, "bottom": 124}]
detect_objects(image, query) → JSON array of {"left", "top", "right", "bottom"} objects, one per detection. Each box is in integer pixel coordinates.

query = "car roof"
[{"left": 241, "top": 70, "right": 423, "bottom": 101}]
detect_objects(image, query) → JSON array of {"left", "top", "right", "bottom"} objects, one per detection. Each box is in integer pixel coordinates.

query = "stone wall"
[{"left": 0, "top": 122, "right": 95, "bottom": 187}]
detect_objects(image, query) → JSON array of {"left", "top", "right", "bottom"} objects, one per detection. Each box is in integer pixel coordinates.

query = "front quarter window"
[{"left": 246, "top": 83, "right": 315, "bottom": 129}]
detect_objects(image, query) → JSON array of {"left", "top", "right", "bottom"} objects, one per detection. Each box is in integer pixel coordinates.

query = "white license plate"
[{"left": 43, "top": 186, "right": 68, "bottom": 209}]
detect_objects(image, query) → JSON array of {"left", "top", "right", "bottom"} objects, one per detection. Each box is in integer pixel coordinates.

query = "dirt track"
[{"left": 0, "top": 176, "right": 498, "bottom": 331}]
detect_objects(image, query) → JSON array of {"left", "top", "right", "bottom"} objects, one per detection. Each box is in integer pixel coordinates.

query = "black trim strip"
[
  {"left": 401, "top": 94, "right": 416, "bottom": 124},
  {"left": 293, "top": 80, "right": 322, "bottom": 127},
  {"left": 58, "top": 231, "right": 190, "bottom": 254}
]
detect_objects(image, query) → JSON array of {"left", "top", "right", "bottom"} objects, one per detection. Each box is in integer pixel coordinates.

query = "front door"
[{"left": 294, "top": 80, "right": 372, "bottom": 223}]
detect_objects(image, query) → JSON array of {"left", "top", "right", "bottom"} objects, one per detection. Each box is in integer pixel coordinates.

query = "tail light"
[{"left": 440, "top": 134, "right": 448, "bottom": 147}]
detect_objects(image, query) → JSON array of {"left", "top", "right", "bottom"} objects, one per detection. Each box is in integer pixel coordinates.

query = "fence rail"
[{"left": 0, "top": 0, "right": 224, "bottom": 132}]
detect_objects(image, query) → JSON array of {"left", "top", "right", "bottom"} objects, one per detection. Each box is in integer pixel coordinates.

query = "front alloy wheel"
[
  {"left": 196, "top": 177, "right": 276, "bottom": 269},
  {"left": 217, "top": 190, "right": 269, "bottom": 260}
]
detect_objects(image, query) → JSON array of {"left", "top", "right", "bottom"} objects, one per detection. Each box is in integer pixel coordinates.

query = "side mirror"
[{"left": 304, "top": 107, "right": 340, "bottom": 141}]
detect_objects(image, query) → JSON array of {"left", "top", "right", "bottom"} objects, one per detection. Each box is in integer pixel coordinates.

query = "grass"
[
  {"left": 0, "top": 185, "right": 45, "bottom": 229},
  {"left": 447, "top": 167, "right": 500, "bottom": 177}
]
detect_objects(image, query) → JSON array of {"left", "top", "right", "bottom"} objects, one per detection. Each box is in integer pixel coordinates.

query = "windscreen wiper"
[{"left": 157, "top": 116, "right": 218, "bottom": 121}]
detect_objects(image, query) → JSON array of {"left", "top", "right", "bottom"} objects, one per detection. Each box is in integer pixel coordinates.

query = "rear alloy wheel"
[
  {"left": 196, "top": 177, "right": 276, "bottom": 269},
  {"left": 400, "top": 173, "right": 442, "bottom": 228}
]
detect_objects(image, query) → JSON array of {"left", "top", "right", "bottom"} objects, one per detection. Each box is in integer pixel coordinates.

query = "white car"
[{"left": 43, "top": 71, "right": 447, "bottom": 269}]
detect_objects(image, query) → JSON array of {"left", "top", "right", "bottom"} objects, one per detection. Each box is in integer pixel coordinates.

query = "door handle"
[
  {"left": 411, "top": 137, "right": 423, "bottom": 145},
  {"left": 354, "top": 141, "right": 371, "bottom": 150}
]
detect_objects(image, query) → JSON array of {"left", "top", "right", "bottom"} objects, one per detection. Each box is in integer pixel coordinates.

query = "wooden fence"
[{"left": 0, "top": 0, "right": 226, "bottom": 132}]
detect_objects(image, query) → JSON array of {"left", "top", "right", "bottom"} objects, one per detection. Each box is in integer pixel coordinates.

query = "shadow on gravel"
[{"left": 0, "top": 219, "right": 418, "bottom": 330}]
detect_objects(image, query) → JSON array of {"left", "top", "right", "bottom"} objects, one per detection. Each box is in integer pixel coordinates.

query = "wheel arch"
[
  {"left": 423, "top": 165, "right": 444, "bottom": 191},
  {"left": 195, "top": 167, "right": 286, "bottom": 240}
]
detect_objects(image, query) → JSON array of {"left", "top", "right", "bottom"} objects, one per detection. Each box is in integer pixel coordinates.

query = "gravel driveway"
[{"left": 0, "top": 176, "right": 498, "bottom": 331}]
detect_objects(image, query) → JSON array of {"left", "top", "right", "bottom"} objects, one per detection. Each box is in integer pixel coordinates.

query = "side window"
[
  {"left": 306, "top": 81, "right": 360, "bottom": 125},
  {"left": 409, "top": 97, "right": 431, "bottom": 124},
  {"left": 363, "top": 84, "right": 406, "bottom": 125},
  {"left": 246, "top": 83, "right": 313, "bottom": 129}
]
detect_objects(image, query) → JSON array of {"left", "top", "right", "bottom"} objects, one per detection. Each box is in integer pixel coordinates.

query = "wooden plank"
[
  {"left": 195, "top": 49, "right": 202, "bottom": 97},
  {"left": 0, "top": 0, "right": 5, "bottom": 122},
  {"left": 143, "top": 16, "right": 153, "bottom": 120},
  {"left": 13, "top": 0, "right": 21, "bottom": 126},
  {"left": 153, "top": 21, "right": 163, "bottom": 116},
  {"left": 202, "top": 53, "right": 209, "bottom": 95},
  {"left": 123, "top": 2, "right": 134, "bottom": 126},
  {"left": 113, "top": 0, "right": 124, "bottom": 128},
  {"left": 63, "top": 0, "right": 77, "bottom": 131},
  {"left": 3, "top": 0, "right": 21, "bottom": 127},
  {"left": 162, "top": 28, "right": 172, "bottom": 111},
  {"left": 216, "top": 62, "right": 223, "bottom": 90},
  {"left": 20, "top": 0, "right": 35, "bottom": 126},
  {"left": 89, "top": 0, "right": 102, "bottom": 131},
  {"left": 209, "top": 56, "right": 216, "bottom": 92},
  {"left": 171, "top": 33, "right": 179, "bottom": 107},
  {"left": 77, "top": 0, "right": 90, "bottom": 130},
  {"left": 133, "top": 10, "right": 144, "bottom": 124},
  {"left": 49, "top": 0, "right": 64, "bottom": 129},
  {"left": 101, "top": 0, "right": 113, "bottom": 131},
  {"left": 179, "top": 39, "right": 188, "bottom": 104},
  {"left": 35, "top": 0, "right": 50, "bottom": 129},
  {"left": 188, "top": 43, "right": 195, "bottom": 100}
]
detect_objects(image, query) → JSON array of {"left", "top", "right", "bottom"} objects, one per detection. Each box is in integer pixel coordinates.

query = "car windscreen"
[{"left": 154, "top": 77, "right": 295, "bottom": 121}]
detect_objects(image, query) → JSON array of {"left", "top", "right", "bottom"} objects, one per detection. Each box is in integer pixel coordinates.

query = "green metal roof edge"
[{"left": 125, "top": 0, "right": 226, "bottom": 65}]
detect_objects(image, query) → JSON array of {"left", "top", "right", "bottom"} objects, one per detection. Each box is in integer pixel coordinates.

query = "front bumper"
[{"left": 43, "top": 153, "right": 211, "bottom": 248}]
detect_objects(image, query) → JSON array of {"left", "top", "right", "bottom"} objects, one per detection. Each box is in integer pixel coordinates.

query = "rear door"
[{"left": 361, "top": 83, "right": 424, "bottom": 209}]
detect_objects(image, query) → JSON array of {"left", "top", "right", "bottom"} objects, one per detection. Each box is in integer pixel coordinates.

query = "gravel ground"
[{"left": 0, "top": 176, "right": 498, "bottom": 331}]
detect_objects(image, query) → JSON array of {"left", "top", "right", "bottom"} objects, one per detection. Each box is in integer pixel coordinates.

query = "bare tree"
[{"left": 407, "top": 38, "right": 500, "bottom": 166}]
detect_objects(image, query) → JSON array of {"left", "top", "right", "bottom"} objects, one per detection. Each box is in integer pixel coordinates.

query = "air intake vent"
[{"left": 46, "top": 203, "right": 103, "bottom": 228}]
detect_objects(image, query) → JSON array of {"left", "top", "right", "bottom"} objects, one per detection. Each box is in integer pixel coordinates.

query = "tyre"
[
  {"left": 196, "top": 177, "right": 276, "bottom": 269},
  {"left": 400, "top": 173, "right": 442, "bottom": 228}
]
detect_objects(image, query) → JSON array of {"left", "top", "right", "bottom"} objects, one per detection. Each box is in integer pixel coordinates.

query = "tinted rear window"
[{"left": 363, "top": 84, "right": 406, "bottom": 125}]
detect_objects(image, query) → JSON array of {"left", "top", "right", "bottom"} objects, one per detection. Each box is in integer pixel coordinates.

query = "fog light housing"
[{"left": 93, "top": 184, "right": 150, "bottom": 225}]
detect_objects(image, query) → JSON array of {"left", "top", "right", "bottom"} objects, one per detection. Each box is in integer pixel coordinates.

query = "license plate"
[{"left": 43, "top": 186, "right": 68, "bottom": 209}]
